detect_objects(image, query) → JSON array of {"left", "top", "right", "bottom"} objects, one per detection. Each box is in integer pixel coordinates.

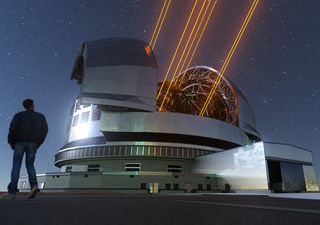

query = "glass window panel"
[
  {"left": 72, "top": 115, "right": 79, "bottom": 127},
  {"left": 80, "top": 111, "right": 90, "bottom": 123},
  {"left": 92, "top": 108, "right": 101, "bottom": 121}
]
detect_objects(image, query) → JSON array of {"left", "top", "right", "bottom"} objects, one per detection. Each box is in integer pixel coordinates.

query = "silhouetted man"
[{"left": 1, "top": 99, "right": 48, "bottom": 200}]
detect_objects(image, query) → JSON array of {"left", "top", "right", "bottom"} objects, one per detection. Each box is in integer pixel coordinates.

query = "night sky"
[{"left": 0, "top": 0, "right": 319, "bottom": 191}]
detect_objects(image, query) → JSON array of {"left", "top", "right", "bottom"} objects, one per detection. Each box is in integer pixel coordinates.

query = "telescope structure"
[{"left": 19, "top": 38, "right": 318, "bottom": 193}]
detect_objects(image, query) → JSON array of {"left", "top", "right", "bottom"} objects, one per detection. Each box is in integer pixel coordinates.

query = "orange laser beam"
[
  {"left": 199, "top": 0, "right": 259, "bottom": 116},
  {"left": 157, "top": 0, "right": 199, "bottom": 100},
  {"left": 178, "top": 0, "right": 212, "bottom": 75},
  {"left": 178, "top": 0, "right": 218, "bottom": 86},
  {"left": 199, "top": 0, "right": 260, "bottom": 116},
  {"left": 149, "top": 0, "right": 168, "bottom": 48},
  {"left": 151, "top": 0, "right": 171, "bottom": 49},
  {"left": 159, "top": 0, "right": 209, "bottom": 110}
]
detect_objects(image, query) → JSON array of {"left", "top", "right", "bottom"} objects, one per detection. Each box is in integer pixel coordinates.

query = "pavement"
[{"left": 0, "top": 192, "right": 319, "bottom": 225}]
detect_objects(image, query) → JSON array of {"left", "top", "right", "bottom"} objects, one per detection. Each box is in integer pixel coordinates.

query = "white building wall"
[{"left": 100, "top": 111, "right": 250, "bottom": 146}]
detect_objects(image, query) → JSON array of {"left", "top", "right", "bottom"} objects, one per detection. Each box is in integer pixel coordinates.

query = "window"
[
  {"left": 66, "top": 166, "right": 72, "bottom": 172},
  {"left": 92, "top": 108, "right": 101, "bottom": 121},
  {"left": 66, "top": 117, "right": 72, "bottom": 130},
  {"left": 88, "top": 165, "right": 100, "bottom": 172},
  {"left": 72, "top": 115, "right": 79, "bottom": 127},
  {"left": 174, "top": 183, "right": 179, "bottom": 190},
  {"left": 82, "top": 104, "right": 90, "bottom": 108},
  {"left": 80, "top": 111, "right": 90, "bottom": 123},
  {"left": 165, "top": 183, "right": 171, "bottom": 190},
  {"left": 206, "top": 184, "right": 211, "bottom": 191},
  {"left": 168, "top": 165, "right": 183, "bottom": 173},
  {"left": 125, "top": 163, "right": 141, "bottom": 172},
  {"left": 198, "top": 184, "right": 203, "bottom": 190}
]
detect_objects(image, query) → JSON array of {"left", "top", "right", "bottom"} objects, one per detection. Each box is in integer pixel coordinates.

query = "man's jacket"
[{"left": 8, "top": 110, "right": 48, "bottom": 147}]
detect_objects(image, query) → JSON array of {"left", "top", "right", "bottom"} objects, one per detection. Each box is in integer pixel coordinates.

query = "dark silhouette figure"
[{"left": 1, "top": 99, "right": 48, "bottom": 200}]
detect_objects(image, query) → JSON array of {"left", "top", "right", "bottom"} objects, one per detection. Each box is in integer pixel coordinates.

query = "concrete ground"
[{"left": 0, "top": 192, "right": 319, "bottom": 225}]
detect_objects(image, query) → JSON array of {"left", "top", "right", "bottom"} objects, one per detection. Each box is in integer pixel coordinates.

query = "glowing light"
[
  {"left": 178, "top": 0, "right": 218, "bottom": 86},
  {"left": 159, "top": 0, "right": 209, "bottom": 110},
  {"left": 199, "top": 0, "right": 260, "bottom": 116},
  {"left": 157, "top": 0, "right": 199, "bottom": 100},
  {"left": 158, "top": 0, "right": 219, "bottom": 111},
  {"left": 178, "top": 0, "right": 213, "bottom": 75},
  {"left": 149, "top": 0, "right": 171, "bottom": 49},
  {"left": 144, "top": 45, "right": 152, "bottom": 56},
  {"left": 75, "top": 123, "right": 90, "bottom": 139}
]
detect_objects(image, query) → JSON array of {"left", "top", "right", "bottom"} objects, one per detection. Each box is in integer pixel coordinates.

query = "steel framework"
[{"left": 157, "top": 66, "right": 238, "bottom": 125}]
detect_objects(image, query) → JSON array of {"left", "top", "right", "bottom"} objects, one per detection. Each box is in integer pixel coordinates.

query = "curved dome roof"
[
  {"left": 71, "top": 37, "right": 158, "bottom": 83},
  {"left": 157, "top": 66, "right": 259, "bottom": 137}
]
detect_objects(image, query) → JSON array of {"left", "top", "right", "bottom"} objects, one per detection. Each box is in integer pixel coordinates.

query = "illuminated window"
[
  {"left": 125, "top": 163, "right": 141, "bottom": 172},
  {"left": 80, "top": 111, "right": 90, "bottom": 123},
  {"left": 72, "top": 115, "right": 79, "bottom": 127},
  {"left": 168, "top": 165, "right": 182, "bottom": 173}
]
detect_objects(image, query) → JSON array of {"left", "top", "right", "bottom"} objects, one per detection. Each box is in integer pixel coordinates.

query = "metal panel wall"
[{"left": 193, "top": 142, "right": 269, "bottom": 191}]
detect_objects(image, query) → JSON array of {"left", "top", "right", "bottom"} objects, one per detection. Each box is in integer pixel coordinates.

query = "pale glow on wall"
[
  {"left": 75, "top": 123, "right": 90, "bottom": 139},
  {"left": 194, "top": 142, "right": 269, "bottom": 190}
]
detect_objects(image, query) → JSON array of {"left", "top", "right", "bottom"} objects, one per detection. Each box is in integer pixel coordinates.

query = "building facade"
[{"left": 19, "top": 38, "right": 318, "bottom": 193}]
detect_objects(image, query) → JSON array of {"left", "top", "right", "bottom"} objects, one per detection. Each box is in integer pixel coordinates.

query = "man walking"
[{"left": 1, "top": 99, "right": 48, "bottom": 199}]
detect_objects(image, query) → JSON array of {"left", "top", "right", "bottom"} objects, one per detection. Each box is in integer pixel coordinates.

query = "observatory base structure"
[{"left": 19, "top": 38, "right": 318, "bottom": 193}]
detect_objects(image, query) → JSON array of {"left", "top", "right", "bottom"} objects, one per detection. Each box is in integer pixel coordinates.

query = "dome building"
[{"left": 19, "top": 38, "right": 318, "bottom": 193}]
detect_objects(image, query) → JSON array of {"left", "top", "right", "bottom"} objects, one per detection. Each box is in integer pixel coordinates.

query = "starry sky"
[{"left": 0, "top": 0, "right": 319, "bottom": 191}]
